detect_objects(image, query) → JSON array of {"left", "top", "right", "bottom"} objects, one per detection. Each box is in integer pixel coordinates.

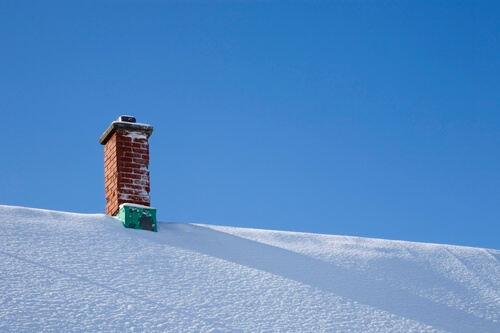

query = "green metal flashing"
[{"left": 116, "top": 204, "right": 157, "bottom": 232}]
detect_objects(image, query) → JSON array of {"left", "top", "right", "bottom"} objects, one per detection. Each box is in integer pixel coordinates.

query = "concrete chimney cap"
[{"left": 99, "top": 118, "right": 153, "bottom": 145}]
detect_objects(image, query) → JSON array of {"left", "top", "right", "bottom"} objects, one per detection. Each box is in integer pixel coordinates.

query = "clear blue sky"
[{"left": 1, "top": 1, "right": 498, "bottom": 249}]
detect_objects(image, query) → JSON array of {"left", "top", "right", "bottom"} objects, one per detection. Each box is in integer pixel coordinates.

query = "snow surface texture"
[{"left": 1, "top": 205, "right": 499, "bottom": 332}]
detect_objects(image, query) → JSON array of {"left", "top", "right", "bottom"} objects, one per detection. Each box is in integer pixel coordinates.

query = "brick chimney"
[{"left": 99, "top": 116, "right": 153, "bottom": 216}]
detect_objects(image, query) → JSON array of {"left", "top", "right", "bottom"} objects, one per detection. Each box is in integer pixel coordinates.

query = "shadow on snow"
[{"left": 146, "top": 222, "right": 500, "bottom": 333}]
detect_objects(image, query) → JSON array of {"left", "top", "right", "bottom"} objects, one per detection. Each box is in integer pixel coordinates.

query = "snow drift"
[{"left": 0, "top": 205, "right": 499, "bottom": 332}]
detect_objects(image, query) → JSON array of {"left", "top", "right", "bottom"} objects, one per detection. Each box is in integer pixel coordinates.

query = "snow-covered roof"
[{"left": 1, "top": 204, "right": 499, "bottom": 332}]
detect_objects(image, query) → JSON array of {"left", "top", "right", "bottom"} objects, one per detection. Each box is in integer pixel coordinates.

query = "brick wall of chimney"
[{"left": 100, "top": 119, "right": 153, "bottom": 216}]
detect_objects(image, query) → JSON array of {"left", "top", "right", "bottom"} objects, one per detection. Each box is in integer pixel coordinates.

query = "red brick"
[
  {"left": 121, "top": 162, "right": 142, "bottom": 169},
  {"left": 122, "top": 173, "right": 143, "bottom": 180},
  {"left": 102, "top": 123, "right": 152, "bottom": 215}
]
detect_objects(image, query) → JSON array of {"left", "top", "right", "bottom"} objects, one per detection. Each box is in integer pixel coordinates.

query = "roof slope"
[{"left": 1, "top": 205, "right": 499, "bottom": 332}]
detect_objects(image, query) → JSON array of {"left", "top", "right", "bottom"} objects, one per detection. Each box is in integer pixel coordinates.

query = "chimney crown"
[{"left": 99, "top": 117, "right": 153, "bottom": 146}]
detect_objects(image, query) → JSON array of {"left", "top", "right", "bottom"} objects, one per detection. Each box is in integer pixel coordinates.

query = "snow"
[
  {"left": 123, "top": 130, "right": 149, "bottom": 140},
  {"left": 1, "top": 205, "right": 499, "bottom": 332},
  {"left": 119, "top": 203, "right": 156, "bottom": 210}
]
